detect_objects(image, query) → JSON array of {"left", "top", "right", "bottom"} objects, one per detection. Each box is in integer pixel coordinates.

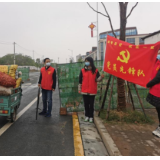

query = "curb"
[
  {"left": 94, "top": 115, "right": 122, "bottom": 156},
  {"left": 72, "top": 114, "right": 84, "bottom": 156}
]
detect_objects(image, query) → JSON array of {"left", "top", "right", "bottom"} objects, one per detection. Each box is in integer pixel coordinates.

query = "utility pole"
[
  {"left": 33, "top": 50, "right": 34, "bottom": 61},
  {"left": 66, "top": 58, "right": 67, "bottom": 63},
  {"left": 13, "top": 42, "right": 16, "bottom": 64},
  {"left": 58, "top": 57, "right": 59, "bottom": 64},
  {"left": 97, "top": 2, "right": 99, "bottom": 60}
]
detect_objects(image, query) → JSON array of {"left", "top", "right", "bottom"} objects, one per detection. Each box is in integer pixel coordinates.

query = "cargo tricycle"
[{"left": 0, "top": 86, "right": 22, "bottom": 122}]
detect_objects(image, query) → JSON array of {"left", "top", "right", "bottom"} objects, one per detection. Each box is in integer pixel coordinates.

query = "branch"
[
  {"left": 87, "top": 2, "right": 108, "bottom": 18},
  {"left": 101, "top": 2, "right": 117, "bottom": 38},
  {"left": 126, "top": 2, "right": 138, "bottom": 19}
]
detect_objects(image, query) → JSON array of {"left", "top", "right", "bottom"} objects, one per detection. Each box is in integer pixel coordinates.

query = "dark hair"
[
  {"left": 85, "top": 57, "right": 96, "bottom": 74},
  {"left": 43, "top": 58, "right": 50, "bottom": 63}
]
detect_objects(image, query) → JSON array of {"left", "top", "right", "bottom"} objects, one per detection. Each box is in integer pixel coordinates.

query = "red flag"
[{"left": 103, "top": 35, "right": 160, "bottom": 87}]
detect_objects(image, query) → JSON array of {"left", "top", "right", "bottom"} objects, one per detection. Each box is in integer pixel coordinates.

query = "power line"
[{"left": 16, "top": 43, "right": 33, "bottom": 52}]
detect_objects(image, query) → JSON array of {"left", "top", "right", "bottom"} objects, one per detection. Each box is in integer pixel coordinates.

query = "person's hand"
[
  {"left": 52, "top": 89, "right": 55, "bottom": 91},
  {"left": 38, "top": 84, "right": 41, "bottom": 88},
  {"left": 101, "top": 74, "right": 105, "bottom": 78}
]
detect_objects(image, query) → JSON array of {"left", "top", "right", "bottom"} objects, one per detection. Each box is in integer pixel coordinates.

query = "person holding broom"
[{"left": 78, "top": 57, "right": 104, "bottom": 123}]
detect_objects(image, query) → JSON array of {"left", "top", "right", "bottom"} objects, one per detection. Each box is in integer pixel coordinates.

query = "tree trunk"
[{"left": 117, "top": 3, "right": 127, "bottom": 111}]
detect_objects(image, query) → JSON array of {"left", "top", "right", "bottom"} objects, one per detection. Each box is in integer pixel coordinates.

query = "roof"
[
  {"left": 142, "top": 30, "right": 160, "bottom": 40},
  {"left": 99, "top": 27, "right": 137, "bottom": 35}
]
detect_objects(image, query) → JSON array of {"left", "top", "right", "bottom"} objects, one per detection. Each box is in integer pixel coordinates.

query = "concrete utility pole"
[
  {"left": 33, "top": 50, "right": 34, "bottom": 61},
  {"left": 58, "top": 57, "right": 59, "bottom": 64},
  {"left": 13, "top": 42, "right": 16, "bottom": 64}
]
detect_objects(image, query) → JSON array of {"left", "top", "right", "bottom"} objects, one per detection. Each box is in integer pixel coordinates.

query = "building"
[
  {"left": 142, "top": 30, "right": 160, "bottom": 44},
  {"left": 76, "top": 54, "right": 86, "bottom": 62},
  {"left": 99, "top": 27, "right": 149, "bottom": 60},
  {"left": 82, "top": 47, "right": 97, "bottom": 61}
]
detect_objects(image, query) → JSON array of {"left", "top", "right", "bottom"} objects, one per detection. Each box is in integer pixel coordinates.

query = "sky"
[{"left": 0, "top": 2, "right": 160, "bottom": 63}]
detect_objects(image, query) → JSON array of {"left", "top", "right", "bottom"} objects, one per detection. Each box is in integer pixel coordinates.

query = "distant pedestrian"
[
  {"left": 146, "top": 50, "right": 160, "bottom": 137},
  {"left": 79, "top": 57, "right": 104, "bottom": 123},
  {"left": 38, "top": 58, "right": 56, "bottom": 117}
]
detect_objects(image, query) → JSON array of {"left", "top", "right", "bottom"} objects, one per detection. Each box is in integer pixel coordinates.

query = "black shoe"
[
  {"left": 45, "top": 113, "right": 51, "bottom": 117},
  {"left": 39, "top": 111, "right": 47, "bottom": 115}
]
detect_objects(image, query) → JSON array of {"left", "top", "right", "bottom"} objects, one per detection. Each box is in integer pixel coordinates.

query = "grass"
[{"left": 99, "top": 109, "right": 154, "bottom": 124}]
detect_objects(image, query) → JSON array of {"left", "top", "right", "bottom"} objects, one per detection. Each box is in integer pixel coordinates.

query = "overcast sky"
[{"left": 0, "top": 2, "right": 160, "bottom": 63}]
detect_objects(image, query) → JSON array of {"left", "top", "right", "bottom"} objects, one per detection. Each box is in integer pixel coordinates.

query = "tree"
[
  {"left": 0, "top": 53, "right": 37, "bottom": 66},
  {"left": 87, "top": 2, "right": 138, "bottom": 111},
  {"left": 70, "top": 58, "right": 73, "bottom": 63},
  {"left": 35, "top": 58, "right": 41, "bottom": 68},
  {"left": 78, "top": 57, "right": 83, "bottom": 62}
]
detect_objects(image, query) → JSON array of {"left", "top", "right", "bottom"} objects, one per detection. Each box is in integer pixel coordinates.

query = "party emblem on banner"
[{"left": 117, "top": 50, "right": 130, "bottom": 63}]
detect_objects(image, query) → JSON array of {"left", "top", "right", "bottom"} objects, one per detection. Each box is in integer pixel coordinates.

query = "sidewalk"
[
  {"left": 78, "top": 112, "right": 109, "bottom": 156},
  {"left": 102, "top": 109, "right": 160, "bottom": 156}
]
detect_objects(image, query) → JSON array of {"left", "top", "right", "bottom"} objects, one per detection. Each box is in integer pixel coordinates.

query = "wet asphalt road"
[{"left": 0, "top": 72, "right": 74, "bottom": 156}]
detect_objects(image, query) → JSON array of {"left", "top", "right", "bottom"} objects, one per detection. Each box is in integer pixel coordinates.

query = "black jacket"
[
  {"left": 38, "top": 66, "right": 56, "bottom": 89},
  {"left": 146, "top": 69, "right": 160, "bottom": 88}
]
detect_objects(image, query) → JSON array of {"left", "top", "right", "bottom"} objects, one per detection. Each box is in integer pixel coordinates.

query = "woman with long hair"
[
  {"left": 146, "top": 50, "right": 160, "bottom": 137},
  {"left": 79, "top": 57, "right": 104, "bottom": 123}
]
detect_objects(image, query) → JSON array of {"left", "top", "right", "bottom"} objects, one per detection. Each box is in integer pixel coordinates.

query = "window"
[
  {"left": 125, "top": 29, "right": 137, "bottom": 36},
  {"left": 139, "top": 38, "right": 144, "bottom": 44},
  {"left": 100, "top": 34, "right": 107, "bottom": 39},
  {"left": 126, "top": 38, "right": 135, "bottom": 44}
]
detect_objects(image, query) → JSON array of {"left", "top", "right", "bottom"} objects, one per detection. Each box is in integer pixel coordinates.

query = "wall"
[{"left": 144, "top": 33, "right": 160, "bottom": 44}]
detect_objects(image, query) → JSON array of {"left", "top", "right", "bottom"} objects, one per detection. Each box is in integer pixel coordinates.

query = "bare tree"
[{"left": 87, "top": 2, "right": 138, "bottom": 111}]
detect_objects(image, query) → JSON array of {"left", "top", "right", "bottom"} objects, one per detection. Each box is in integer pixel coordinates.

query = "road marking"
[
  {"left": 72, "top": 114, "right": 84, "bottom": 156},
  {"left": 0, "top": 94, "right": 42, "bottom": 136}
]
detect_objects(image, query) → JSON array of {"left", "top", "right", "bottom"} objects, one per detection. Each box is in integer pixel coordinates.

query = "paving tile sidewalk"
[
  {"left": 103, "top": 109, "right": 160, "bottom": 156},
  {"left": 78, "top": 112, "right": 109, "bottom": 156}
]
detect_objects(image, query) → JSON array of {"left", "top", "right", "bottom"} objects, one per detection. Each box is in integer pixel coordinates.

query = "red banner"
[{"left": 103, "top": 35, "right": 160, "bottom": 87}]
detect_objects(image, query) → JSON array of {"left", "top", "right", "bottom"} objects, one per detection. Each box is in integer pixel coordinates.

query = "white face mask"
[{"left": 46, "top": 62, "right": 51, "bottom": 66}]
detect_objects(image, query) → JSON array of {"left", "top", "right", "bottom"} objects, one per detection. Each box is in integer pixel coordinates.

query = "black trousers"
[
  {"left": 83, "top": 95, "right": 95, "bottom": 118},
  {"left": 156, "top": 107, "right": 160, "bottom": 124}
]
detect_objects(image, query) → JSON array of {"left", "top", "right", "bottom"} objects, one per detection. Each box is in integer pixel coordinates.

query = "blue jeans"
[{"left": 42, "top": 89, "right": 53, "bottom": 115}]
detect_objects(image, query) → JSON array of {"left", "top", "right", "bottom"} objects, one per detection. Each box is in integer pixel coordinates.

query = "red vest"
[
  {"left": 149, "top": 60, "right": 160, "bottom": 97},
  {"left": 41, "top": 66, "right": 55, "bottom": 90},
  {"left": 81, "top": 68, "right": 98, "bottom": 94}
]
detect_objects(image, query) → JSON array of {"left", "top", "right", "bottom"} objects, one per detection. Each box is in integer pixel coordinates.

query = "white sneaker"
[
  {"left": 152, "top": 127, "right": 160, "bottom": 137},
  {"left": 84, "top": 117, "right": 89, "bottom": 122},
  {"left": 89, "top": 118, "right": 93, "bottom": 123}
]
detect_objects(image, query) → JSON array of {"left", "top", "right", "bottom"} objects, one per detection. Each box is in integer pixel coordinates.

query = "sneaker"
[
  {"left": 84, "top": 117, "right": 89, "bottom": 122},
  {"left": 152, "top": 126, "right": 160, "bottom": 137},
  {"left": 45, "top": 113, "right": 51, "bottom": 117},
  {"left": 89, "top": 118, "right": 93, "bottom": 123},
  {"left": 39, "top": 111, "right": 47, "bottom": 115}
]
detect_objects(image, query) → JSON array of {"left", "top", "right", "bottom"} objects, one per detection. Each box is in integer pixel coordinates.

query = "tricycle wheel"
[{"left": 11, "top": 108, "right": 17, "bottom": 123}]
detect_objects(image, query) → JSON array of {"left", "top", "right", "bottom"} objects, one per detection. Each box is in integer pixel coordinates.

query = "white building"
[{"left": 142, "top": 30, "right": 160, "bottom": 44}]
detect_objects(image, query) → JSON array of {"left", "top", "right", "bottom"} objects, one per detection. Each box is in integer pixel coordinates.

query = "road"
[{"left": 0, "top": 72, "right": 74, "bottom": 156}]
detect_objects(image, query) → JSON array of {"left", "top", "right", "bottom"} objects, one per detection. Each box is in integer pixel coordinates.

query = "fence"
[
  {"left": 17, "top": 67, "right": 30, "bottom": 81},
  {"left": 57, "top": 61, "right": 153, "bottom": 112}
]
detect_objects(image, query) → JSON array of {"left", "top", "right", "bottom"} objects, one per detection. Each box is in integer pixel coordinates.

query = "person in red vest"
[
  {"left": 38, "top": 58, "right": 56, "bottom": 117},
  {"left": 79, "top": 57, "right": 104, "bottom": 123},
  {"left": 146, "top": 50, "right": 160, "bottom": 137}
]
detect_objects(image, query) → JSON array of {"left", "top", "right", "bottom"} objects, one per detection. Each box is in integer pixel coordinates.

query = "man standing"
[{"left": 38, "top": 58, "right": 56, "bottom": 117}]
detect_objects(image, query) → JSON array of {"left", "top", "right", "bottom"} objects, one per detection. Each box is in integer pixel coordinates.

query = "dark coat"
[{"left": 146, "top": 67, "right": 160, "bottom": 108}]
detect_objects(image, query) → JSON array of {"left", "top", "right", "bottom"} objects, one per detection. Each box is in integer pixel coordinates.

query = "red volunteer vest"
[
  {"left": 41, "top": 66, "right": 55, "bottom": 90},
  {"left": 149, "top": 60, "right": 160, "bottom": 97},
  {"left": 81, "top": 68, "right": 98, "bottom": 94}
]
